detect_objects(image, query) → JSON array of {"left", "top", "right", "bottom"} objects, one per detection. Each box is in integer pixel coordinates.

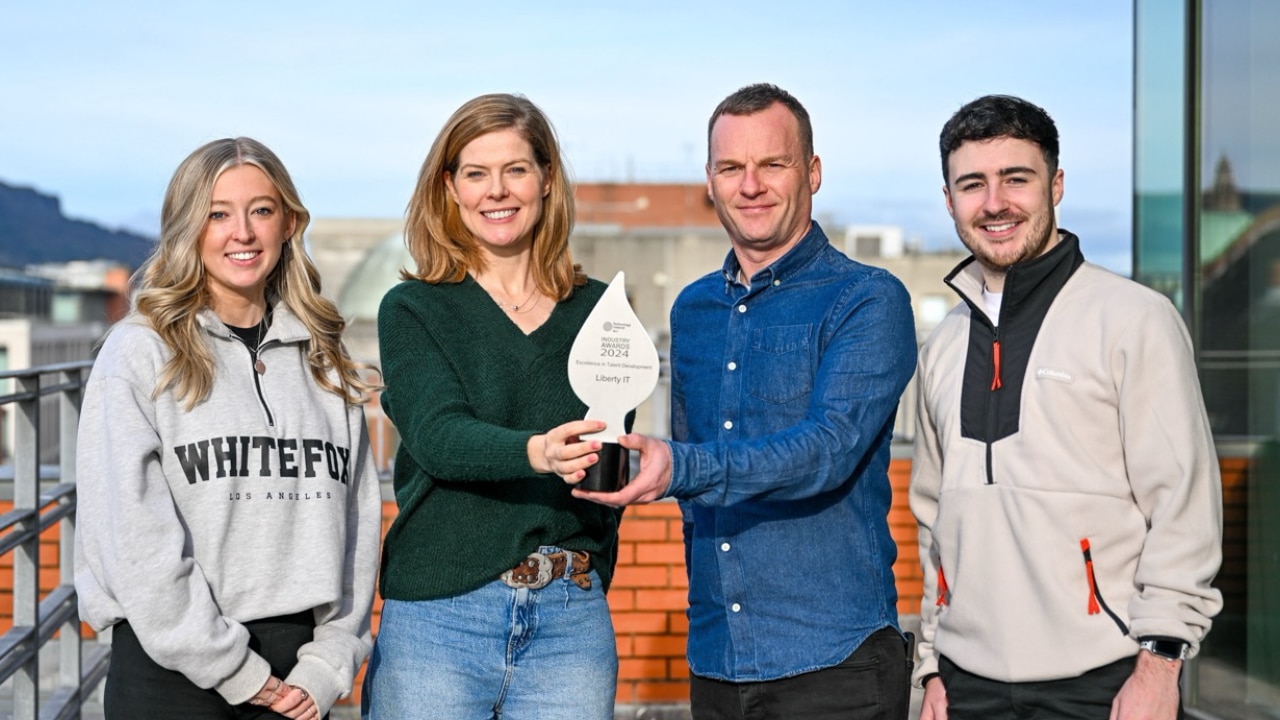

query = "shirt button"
[
  {"left": 723, "top": 420, "right": 733, "bottom": 430},
  {"left": 773, "top": 279, "right": 780, "bottom": 286},
  {"left": 727, "top": 361, "right": 737, "bottom": 371},
  {"left": 720, "top": 542, "right": 731, "bottom": 552},
  {"left": 737, "top": 304, "right": 747, "bottom": 313},
  {"left": 731, "top": 603, "right": 742, "bottom": 613}
]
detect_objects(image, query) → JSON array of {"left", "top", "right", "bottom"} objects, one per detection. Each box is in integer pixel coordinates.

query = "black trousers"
[
  {"left": 939, "top": 655, "right": 1186, "bottom": 720},
  {"left": 689, "top": 626, "right": 912, "bottom": 720},
  {"left": 105, "top": 611, "right": 324, "bottom": 720}
]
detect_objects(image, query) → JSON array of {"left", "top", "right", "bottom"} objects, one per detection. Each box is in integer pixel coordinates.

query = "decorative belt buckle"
[{"left": 500, "top": 552, "right": 554, "bottom": 590}]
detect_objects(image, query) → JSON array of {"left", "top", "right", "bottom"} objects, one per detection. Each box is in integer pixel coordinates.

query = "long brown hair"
[{"left": 402, "top": 93, "right": 584, "bottom": 297}]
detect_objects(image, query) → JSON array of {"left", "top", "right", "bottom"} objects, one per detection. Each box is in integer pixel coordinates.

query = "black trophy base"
[{"left": 579, "top": 442, "right": 630, "bottom": 492}]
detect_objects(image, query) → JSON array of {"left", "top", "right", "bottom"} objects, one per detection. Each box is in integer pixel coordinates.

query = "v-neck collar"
[{"left": 462, "top": 274, "right": 564, "bottom": 341}]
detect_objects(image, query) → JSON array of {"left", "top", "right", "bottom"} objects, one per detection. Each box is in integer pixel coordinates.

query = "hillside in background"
[{"left": 0, "top": 181, "right": 154, "bottom": 269}]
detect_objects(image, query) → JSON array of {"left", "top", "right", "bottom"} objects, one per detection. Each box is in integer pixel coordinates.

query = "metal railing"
[{"left": 0, "top": 360, "right": 107, "bottom": 720}]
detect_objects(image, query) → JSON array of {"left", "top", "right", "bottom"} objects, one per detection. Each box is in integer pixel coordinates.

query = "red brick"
[
  {"left": 615, "top": 636, "right": 634, "bottom": 657},
  {"left": 613, "top": 566, "right": 669, "bottom": 589},
  {"left": 615, "top": 681, "right": 639, "bottom": 705},
  {"left": 633, "top": 635, "right": 686, "bottom": 657},
  {"left": 666, "top": 518, "right": 686, "bottom": 539},
  {"left": 887, "top": 505, "right": 916, "bottom": 526},
  {"left": 635, "top": 589, "right": 688, "bottom": 612},
  {"left": 612, "top": 612, "right": 668, "bottom": 634},
  {"left": 668, "top": 611, "right": 689, "bottom": 634},
  {"left": 606, "top": 590, "right": 635, "bottom": 612},
  {"left": 635, "top": 681, "right": 691, "bottom": 703},
  {"left": 895, "top": 543, "right": 919, "bottom": 562},
  {"left": 669, "top": 570, "right": 689, "bottom": 589},
  {"left": 619, "top": 519, "right": 669, "bottom": 542},
  {"left": 668, "top": 657, "right": 690, "bottom": 678},
  {"left": 38, "top": 568, "right": 59, "bottom": 588},
  {"left": 614, "top": 542, "right": 635, "bottom": 565},
  {"left": 619, "top": 657, "right": 668, "bottom": 680},
  {"left": 636, "top": 542, "right": 685, "bottom": 565}
]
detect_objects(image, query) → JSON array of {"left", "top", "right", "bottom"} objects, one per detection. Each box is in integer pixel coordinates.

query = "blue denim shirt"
[{"left": 664, "top": 222, "right": 917, "bottom": 681}]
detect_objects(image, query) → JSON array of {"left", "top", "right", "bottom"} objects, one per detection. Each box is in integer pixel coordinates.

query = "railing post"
[
  {"left": 14, "top": 374, "right": 40, "bottom": 720},
  {"left": 59, "top": 367, "right": 84, "bottom": 718}
]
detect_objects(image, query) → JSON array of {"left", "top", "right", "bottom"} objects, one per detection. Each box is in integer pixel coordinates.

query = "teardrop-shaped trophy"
[{"left": 568, "top": 271, "right": 660, "bottom": 491}]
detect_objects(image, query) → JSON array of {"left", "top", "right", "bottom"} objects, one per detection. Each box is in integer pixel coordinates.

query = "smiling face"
[
  {"left": 706, "top": 102, "right": 821, "bottom": 270},
  {"left": 199, "top": 164, "right": 294, "bottom": 317},
  {"left": 444, "top": 128, "right": 550, "bottom": 259},
  {"left": 944, "top": 135, "right": 1064, "bottom": 291}
]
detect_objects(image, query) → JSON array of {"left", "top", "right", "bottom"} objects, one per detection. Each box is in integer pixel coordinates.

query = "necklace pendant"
[{"left": 254, "top": 359, "right": 266, "bottom": 375}]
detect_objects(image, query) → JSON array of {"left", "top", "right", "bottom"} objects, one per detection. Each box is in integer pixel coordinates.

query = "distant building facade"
[{"left": 0, "top": 260, "right": 128, "bottom": 465}]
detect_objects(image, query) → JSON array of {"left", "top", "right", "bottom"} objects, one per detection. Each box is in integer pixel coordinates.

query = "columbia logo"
[{"left": 1036, "top": 367, "right": 1074, "bottom": 383}]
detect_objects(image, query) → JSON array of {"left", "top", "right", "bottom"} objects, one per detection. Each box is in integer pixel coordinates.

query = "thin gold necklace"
[{"left": 490, "top": 284, "right": 539, "bottom": 313}]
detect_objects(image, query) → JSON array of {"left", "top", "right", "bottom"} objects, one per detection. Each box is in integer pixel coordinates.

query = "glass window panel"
[
  {"left": 1133, "top": 0, "right": 1187, "bottom": 307},
  {"left": 1194, "top": 1, "right": 1280, "bottom": 715}
]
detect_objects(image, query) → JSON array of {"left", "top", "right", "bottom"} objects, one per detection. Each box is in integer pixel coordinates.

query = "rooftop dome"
[{"left": 336, "top": 232, "right": 412, "bottom": 321}]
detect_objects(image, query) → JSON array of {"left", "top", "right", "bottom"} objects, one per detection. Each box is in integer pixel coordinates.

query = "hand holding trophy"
[{"left": 567, "top": 271, "right": 660, "bottom": 491}]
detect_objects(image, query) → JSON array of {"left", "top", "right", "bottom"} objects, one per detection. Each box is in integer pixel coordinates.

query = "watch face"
[{"left": 1142, "top": 639, "right": 1188, "bottom": 660}]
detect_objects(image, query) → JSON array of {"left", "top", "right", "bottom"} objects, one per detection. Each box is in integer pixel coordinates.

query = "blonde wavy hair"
[
  {"left": 132, "top": 137, "right": 377, "bottom": 409},
  {"left": 403, "top": 93, "right": 585, "bottom": 297}
]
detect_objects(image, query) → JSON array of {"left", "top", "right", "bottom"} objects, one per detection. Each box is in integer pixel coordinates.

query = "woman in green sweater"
[{"left": 362, "top": 94, "right": 621, "bottom": 720}]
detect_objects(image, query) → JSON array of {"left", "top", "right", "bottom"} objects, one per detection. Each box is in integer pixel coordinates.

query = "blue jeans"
[{"left": 361, "top": 562, "right": 617, "bottom": 720}]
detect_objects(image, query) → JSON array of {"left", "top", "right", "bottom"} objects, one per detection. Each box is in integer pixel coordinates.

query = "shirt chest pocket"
[{"left": 747, "top": 324, "right": 813, "bottom": 404}]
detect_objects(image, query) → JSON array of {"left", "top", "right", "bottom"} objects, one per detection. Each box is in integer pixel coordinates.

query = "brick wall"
[
  {"left": 888, "top": 459, "right": 924, "bottom": 616},
  {"left": 610, "top": 502, "right": 690, "bottom": 705}
]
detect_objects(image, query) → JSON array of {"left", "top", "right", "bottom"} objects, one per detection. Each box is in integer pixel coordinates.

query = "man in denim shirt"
[{"left": 573, "top": 83, "right": 917, "bottom": 719}]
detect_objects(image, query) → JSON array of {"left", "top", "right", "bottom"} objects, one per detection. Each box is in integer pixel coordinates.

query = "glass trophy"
[{"left": 568, "top": 271, "right": 660, "bottom": 491}]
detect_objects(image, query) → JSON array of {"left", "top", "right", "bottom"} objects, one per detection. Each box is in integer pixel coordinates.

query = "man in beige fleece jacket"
[{"left": 911, "top": 94, "right": 1222, "bottom": 720}]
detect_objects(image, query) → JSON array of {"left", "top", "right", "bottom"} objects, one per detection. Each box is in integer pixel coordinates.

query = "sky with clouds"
[{"left": 1, "top": 0, "right": 1135, "bottom": 272}]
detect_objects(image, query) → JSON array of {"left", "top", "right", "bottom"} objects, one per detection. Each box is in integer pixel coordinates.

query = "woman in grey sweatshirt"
[{"left": 74, "top": 137, "right": 382, "bottom": 720}]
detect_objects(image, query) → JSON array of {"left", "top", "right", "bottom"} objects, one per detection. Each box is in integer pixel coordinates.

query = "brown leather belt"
[{"left": 500, "top": 550, "right": 591, "bottom": 591}]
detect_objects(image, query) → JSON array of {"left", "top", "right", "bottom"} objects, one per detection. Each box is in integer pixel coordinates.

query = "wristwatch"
[{"left": 1138, "top": 637, "right": 1189, "bottom": 661}]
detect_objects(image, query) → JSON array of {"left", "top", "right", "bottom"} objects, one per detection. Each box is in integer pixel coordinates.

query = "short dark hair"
[
  {"left": 939, "top": 95, "right": 1059, "bottom": 184},
  {"left": 707, "top": 83, "right": 813, "bottom": 162}
]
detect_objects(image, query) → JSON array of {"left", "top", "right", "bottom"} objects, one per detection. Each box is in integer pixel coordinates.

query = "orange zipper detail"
[
  {"left": 1080, "top": 539, "right": 1101, "bottom": 615},
  {"left": 990, "top": 340, "right": 1003, "bottom": 391}
]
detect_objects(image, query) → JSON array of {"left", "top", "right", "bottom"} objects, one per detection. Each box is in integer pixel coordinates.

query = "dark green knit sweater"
[{"left": 376, "top": 275, "right": 621, "bottom": 600}]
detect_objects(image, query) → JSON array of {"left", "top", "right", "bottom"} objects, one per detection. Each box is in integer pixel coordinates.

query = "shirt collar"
[{"left": 720, "top": 220, "right": 828, "bottom": 289}]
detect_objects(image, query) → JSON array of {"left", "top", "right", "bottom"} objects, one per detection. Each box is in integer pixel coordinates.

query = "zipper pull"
[
  {"left": 990, "top": 339, "right": 1002, "bottom": 391},
  {"left": 1080, "top": 539, "right": 1101, "bottom": 615},
  {"left": 936, "top": 566, "right": 949, "bottom": 607}
]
